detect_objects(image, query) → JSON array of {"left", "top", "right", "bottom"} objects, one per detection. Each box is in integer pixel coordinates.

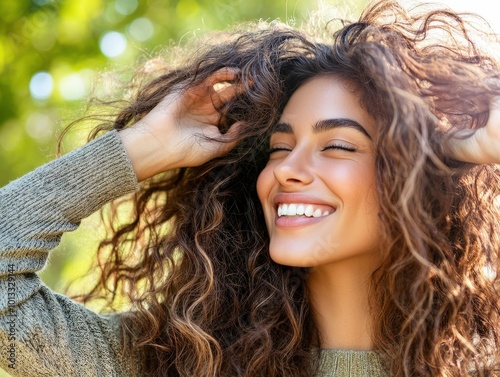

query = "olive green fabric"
[{"left": 318, "top": 349, "right": 387, "bottom": 376}]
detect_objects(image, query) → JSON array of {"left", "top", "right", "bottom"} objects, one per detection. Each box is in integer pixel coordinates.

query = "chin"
[{"left": 269, "top": 243, "right": 325, "bottom": 268}]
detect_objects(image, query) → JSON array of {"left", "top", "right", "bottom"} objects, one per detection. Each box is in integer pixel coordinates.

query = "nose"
[{"left": 273, "top": 147, "right": 314, "bottom": 186}]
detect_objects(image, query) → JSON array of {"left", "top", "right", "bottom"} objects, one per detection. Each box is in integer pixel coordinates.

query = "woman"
[{"left": 1, "top": 0, "right": 500, "bottom": 376}]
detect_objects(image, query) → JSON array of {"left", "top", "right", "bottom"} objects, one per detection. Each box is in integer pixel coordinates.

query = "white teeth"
[
  {"left": 277, "top": 203, "right": 333, "bottom": 218},
  {"left": 305, "top": 205, "right": 314, "bottom": 217}
]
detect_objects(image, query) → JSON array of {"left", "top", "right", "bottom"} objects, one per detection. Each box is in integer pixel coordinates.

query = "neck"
[{"left": 307, "top": 253, "right": 378, "bottom": 350}]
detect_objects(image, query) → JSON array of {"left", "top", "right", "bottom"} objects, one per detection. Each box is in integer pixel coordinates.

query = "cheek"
[
  {"left": 322, "top": 161, "right": 368, "bottom": 195},
  {"left": 256, "top": 164, "right": 274, "bottom": 205},
  {"left": 349, "top": 166, "right": 379, "bottom": 224},
  {"left": 323, "top": 160, "right": 379, "bottom": 212},
  {"left": 360, "top": 166, "right": 379, "bottom": 211}
]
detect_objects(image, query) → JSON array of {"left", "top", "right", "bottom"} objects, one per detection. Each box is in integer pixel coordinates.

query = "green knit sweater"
[{"left": 0, "top": 131, "right": 387, "bottom": 377}]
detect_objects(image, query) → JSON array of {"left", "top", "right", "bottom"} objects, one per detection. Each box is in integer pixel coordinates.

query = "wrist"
[
  {"left": 446, "top": 128, "right": 497, "bottom": 165},
  {"left": 119, "top": 126, "right": 174, "bottom": 181}
]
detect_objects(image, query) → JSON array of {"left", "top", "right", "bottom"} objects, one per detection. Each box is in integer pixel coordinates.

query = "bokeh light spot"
[
  {"left": 115, "top": 0, "right": 138, "bottom": 15},
  {"left": 128, "top": 17, "right": 154, "bottom": 41},
  {"left": 29, "top": 71, "right": 53, "bottom": 100},
  {"left": 99, "top": 31, "right": 127, "bottom": 58},
  {"left": 26, "top": 112, "right": 53, "bottom": 143},
  {"left": 33, "top": 0, "right": 51, "bottom": 6},
  {"left": 59, "top": 73, "right": 86, "bottom": 100}
]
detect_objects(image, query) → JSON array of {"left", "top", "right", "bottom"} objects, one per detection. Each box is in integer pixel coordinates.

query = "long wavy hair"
[{"left": 71, "top": 1, "right": 500, "bottom": 376}]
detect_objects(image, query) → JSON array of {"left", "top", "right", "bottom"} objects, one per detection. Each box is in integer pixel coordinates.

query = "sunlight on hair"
[
  {"left": 482, "top": 264, "right": 497, "bottom": 281},
  {"left": 403, "top": 0, "right": 500, "bottom": 33},
  {"left": 212, "top": 81, "right": 232, "bottom": 92}
]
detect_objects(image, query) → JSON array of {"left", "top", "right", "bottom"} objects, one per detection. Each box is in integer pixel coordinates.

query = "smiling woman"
[
  {"left": 258, "top": 77, "right": 379, "bottom": 271},
  {"left": 1, "top": 1, "right": 500, "bottom": 377},
  {"left": 257, "top": 77, "right": 381, "bottom": 353}
]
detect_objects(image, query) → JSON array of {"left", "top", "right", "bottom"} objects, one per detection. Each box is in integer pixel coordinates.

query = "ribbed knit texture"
[
  {"left": 318, "top": 349, "right": 387, "bottom": 376},
  {"left": 0, "top": 131, "right": 387, "bottom": 376}
]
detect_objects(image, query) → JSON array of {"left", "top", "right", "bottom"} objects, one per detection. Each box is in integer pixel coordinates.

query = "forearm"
[
  {"left": 119, "top": 123, "right": 179, "bottom": 181},
  {"left": 0, "top": 131, "right": 139, "bottom": 376},
  {"left": 0, "top": 131, "right": 138, "bottom": 290}
]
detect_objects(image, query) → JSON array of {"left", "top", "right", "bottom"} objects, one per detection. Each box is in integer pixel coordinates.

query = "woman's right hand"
[{"left": 119, "top": 68, "right": 244, "bottom": 181}]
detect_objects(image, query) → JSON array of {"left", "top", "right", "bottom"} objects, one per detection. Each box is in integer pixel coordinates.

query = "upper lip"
[{"left": 273, "top": 193, "right": 337, "bottom": 211}]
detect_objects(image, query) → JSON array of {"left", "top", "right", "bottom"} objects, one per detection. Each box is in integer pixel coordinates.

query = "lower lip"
[{"left": 275, "top": 214, "right": 331, "bottom": 228}]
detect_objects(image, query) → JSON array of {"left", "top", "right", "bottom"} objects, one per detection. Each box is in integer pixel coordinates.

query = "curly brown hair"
[{"left": 70, "top": 1, "right": 500, "bottom": 376}]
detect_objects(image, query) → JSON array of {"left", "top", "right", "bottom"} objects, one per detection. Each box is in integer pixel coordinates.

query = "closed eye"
[
  {"left": 269, "top": 146, "right": 291, "bottom": 154},
  {"left": 322, "top": 143, "right": 357, "bottom": 152}
]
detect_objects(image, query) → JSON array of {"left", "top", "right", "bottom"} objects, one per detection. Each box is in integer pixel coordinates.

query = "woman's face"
[{"left": 256, "top": 76, "right": 380, "bottom": 267}]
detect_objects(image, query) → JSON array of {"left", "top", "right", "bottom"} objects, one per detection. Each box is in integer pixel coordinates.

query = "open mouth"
[{"left": 276, "top": 203, "right": 335, "bottom": 218}]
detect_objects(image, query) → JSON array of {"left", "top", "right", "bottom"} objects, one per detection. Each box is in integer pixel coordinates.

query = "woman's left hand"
[{"left": 446, "top": 97, "right": 500, "bottom": 164}]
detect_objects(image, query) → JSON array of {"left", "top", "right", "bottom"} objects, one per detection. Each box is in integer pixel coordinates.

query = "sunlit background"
[
  {"left": 408, "top": 0, "right": 500, "bottom": 33},
  {"left": 0, "top": 0, "right": 498, "bottom": 375}
]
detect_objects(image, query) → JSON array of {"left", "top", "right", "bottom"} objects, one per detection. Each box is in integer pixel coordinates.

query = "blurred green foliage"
[{"left": 0, "top": 0, "right": 366, "bottom": 375}]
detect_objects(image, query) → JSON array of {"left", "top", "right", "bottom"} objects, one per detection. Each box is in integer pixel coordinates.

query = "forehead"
[{"left": 279, "top": 76, "right": 376, "bottom": 135}]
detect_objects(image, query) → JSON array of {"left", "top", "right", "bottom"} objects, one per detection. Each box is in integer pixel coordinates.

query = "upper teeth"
[{"left": 277, "top": 203, "right": 331, "bottom": 218}]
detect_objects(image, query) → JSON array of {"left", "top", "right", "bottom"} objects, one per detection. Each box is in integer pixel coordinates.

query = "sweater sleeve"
[{"left": 0, "top": 131, "right": 140, "bottom": 377}]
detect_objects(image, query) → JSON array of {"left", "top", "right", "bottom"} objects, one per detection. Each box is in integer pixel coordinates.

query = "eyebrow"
[{"left": 272, "top": 118, "right": 372, "bottom": 139}]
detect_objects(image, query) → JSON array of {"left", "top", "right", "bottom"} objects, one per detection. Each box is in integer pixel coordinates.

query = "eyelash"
[
  {"left": 268, "top": 147, "right": 290, "bottom": 154},
  {"left": 322, "top": 142, "right": 357, "bottom": 152},
  {"left": 268, "top": 143, "right": 356, "bottom": 154}
]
